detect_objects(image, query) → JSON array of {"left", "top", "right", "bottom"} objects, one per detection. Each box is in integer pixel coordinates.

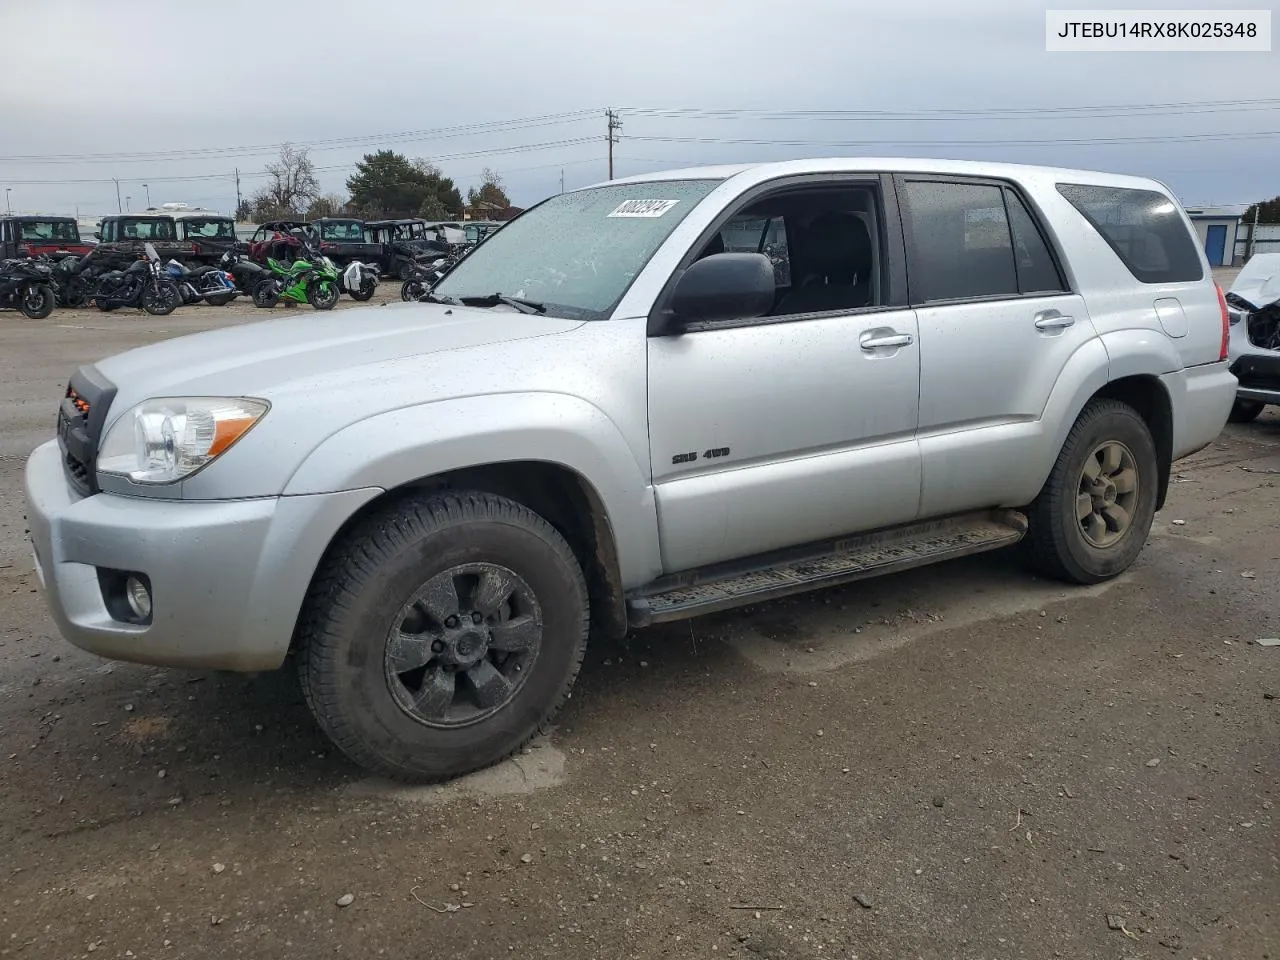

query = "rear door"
[{"left": 894, "top": 174, "right": 1098, "bottom": 517}]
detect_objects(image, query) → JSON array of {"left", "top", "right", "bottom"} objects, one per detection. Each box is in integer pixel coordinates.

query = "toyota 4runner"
[{"left": 24, "top": 158, "right": 1237, "bottom": 783}]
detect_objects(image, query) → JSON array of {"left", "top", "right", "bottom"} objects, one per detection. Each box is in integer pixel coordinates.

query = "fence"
[{"left": 1236, "top": 223, "right": 1280, "bottom": 262}]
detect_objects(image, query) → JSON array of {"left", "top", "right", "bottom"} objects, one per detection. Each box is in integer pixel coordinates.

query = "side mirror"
[
  {"left": 667, "top": 252, "right": 775, "bottom": 328},
  {"left": 93, "top": 232, "right": 102, "bottom": 240}
]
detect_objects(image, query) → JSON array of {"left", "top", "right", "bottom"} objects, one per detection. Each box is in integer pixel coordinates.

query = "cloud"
[{"left": 2, "top": 0, "right": 1275, "bottom": 216}]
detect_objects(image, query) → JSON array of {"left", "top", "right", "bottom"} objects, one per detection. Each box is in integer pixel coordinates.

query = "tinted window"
[
  {"left": 1056, "top": 183, "right": 1203, "bottom": 284},
  {"left": 902, "top": 180, "right": 1018, "bottom": 302},
  {"left": 1004, "top": 190, "right": 1067, "bottom": 293}
]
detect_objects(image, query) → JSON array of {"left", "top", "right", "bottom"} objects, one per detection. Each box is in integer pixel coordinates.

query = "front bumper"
[{"left": 23, "top": 440, "right": 380, "bottom": 671}]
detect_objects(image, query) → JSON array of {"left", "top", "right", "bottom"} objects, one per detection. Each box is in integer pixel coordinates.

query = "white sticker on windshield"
[{"left": 607, "top": 199, "right": 680, "bottom": 218}]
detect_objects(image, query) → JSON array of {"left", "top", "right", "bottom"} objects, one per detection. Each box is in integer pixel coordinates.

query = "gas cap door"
[{"left": 1154, "top": 297, "right": 1188, "bottom": 339}]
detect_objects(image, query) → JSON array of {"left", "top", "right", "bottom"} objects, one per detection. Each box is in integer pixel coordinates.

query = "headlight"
[{"left": 97, "top": 397, "right": 269, "bottom": 485}]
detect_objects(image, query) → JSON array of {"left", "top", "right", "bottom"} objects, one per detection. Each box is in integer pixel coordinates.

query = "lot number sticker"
[{"left": 608, "top": 199, "right": 680, "bottom": 218}]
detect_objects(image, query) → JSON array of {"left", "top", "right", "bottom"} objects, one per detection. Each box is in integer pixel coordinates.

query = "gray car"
[
  {"left": 1225, "top": 252, "right": 1280, "bottom": 422},
  {"left": 24, "top": 157, "right": 1237, "bottom": 783}
]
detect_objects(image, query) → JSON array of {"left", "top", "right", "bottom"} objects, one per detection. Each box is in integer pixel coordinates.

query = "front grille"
[{"left": 56, "top": 365, "right": 117, "bottom": 497}]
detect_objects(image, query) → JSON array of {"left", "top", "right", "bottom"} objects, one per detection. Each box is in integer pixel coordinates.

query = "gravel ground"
[{"left": 0, "top": 271, "right": 1277, "bottom": 960}]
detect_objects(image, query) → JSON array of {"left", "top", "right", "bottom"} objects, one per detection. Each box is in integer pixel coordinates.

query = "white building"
[{"left": 1183, "top": 206, "right": 1243, "bottom": 267}]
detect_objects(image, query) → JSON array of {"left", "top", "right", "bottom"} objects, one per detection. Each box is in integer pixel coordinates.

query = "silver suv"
[
  {"left": 1225, "top": 252, "right": 1280, "bottom": 422},
  {"left": 24, "top": 158, "right": 1237, "bottom": 782}
]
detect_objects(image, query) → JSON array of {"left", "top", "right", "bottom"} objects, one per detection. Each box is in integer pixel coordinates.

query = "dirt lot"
[{"left": 1, "top": 275, "right": 1277, "bottom": 960}]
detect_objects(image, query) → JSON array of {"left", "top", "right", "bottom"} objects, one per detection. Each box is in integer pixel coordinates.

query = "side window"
[
  {"left": 0, "top": 221, "right": 9, "bottom": 243},
  {"left": 718, "top": 216, "right": 791, "bottom": 287},
  {"left": 1056, "top": 183, "right": 1203, "bottom": 283},
  {"left": 694, "top": 185, "right": 881, "bottom": 318},
  {"left": 1004, "top": 189, "right": 1067, "bottom": 294},
  {"left": 901, "top": 180, "right": 1018, "bottom": 302}
]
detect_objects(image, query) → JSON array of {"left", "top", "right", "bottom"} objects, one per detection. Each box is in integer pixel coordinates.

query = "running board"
[{"left": 626, "top": 509, "right": 1028, "bottom": 627}]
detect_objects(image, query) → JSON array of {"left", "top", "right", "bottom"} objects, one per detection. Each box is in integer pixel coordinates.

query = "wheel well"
[
  {"left": 1092, "top": 375, "right": 1174, "bottom": 511},
  {"left": 296, "top": 462, "right": 629, "bottom": 649}
]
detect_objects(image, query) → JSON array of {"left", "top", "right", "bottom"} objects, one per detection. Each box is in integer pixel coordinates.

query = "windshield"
[
  {"left": 432, "top": 179, "right": 722, "bottom": 320},
  {"left": 120, "top": 219, "right": 176, "bottom": 241},
  {"left": 182, "top": 219, "right": 235, "bottom": 239},
  {"left": 19, "top": 220, "right": 80, "bottom": 242},
  {"left": 320, "top": 221, "right": 366, "bottom": 240}
]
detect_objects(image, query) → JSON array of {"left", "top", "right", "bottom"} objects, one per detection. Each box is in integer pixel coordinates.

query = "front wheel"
[
  {"left": 401, "top": 279, "right": 426, "bottom": 302},
  {"left": 1023, "top": 399, "right": 1159, "bottom": 585},
  {"left": 142, "top": 280, "right": 181, "bottom": 316},
  {"left": 307, "top": 280, "right": 339, "bottom": 310},
  {"left": 20, "top": 284, "right": 55, "bottom": 319},
  {"left": 296, "top": 491, "right": 590, "bottom": 783},
  {"left": 1228, "top": 398, "right": 1266, "bottom": 424}
]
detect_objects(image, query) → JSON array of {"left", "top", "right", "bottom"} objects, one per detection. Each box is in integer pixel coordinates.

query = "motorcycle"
[
  {"left": 340, "top": 260, "right": 379, "bottom": 301},
  {"left": 43, "top": 248, "right": 111, "bottom": 308},
  {"left": 164, "top": 259, "right": 239, "bottom": 306},
  {"left": 399, "top": 256, "right": 452, "bottom": 302},
  {"left": 0, "top": 258, "right": 56, "bottom": 319},
  {"left": 88, "top": 243, "right": 182, "bottom": 316},
  {"left": 219, "top": 250, "right": 272, "bottom": 296},
  {"left": 253, "top": 250, "right": 340, "bottom": 310}
]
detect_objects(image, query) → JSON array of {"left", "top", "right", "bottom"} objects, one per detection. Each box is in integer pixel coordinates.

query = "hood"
[
  {"left": 94, "top": 300, "right": 582, "bottom": 408},
  {"left": 1228, "top": 253, "right": 1280, "bottom": 310}
]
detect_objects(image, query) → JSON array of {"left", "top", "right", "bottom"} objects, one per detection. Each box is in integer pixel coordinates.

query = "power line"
[
  {"left": 625, "top": 129, "right": 1280, "bottom": 149},
  {"left": 0, "top": 110, "right": 601, "bottom": 165}
]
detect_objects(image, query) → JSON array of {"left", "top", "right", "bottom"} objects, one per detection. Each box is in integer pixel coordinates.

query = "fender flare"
[{"left": 281, "top": 392, "right": 662, "bottom": 588}]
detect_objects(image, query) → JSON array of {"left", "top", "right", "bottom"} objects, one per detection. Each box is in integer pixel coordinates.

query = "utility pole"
[
  {"left": 606, "top": 109, "right": 622, "bottom": 180},
  {"left": 560, "top": 169, "right": 565, "bottom": 194},
  {"left": 234, "top": 167, "right": 241, "bottom": 218},
  {"left": 114, "top": 178, "right": 122, "bottom": 213},
  {"left": 1248, "top": 201, "right": 1261, "bottom": 261},
  {"left": 143, "top": 183, "right": 150, "bottom": 208}
]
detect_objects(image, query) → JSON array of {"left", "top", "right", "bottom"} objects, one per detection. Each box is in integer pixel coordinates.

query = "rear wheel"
[
  {"left": 20, "top": 284, "right": 55, "bottom": 319},
  {"left": 1023, "top": 399, "right": 1158, "bottom": 585},
  {"left": 1228, "top": 398, "right": 1266, "bottom": 423},
  {"left": 401, "top": 279, "right": 426, "bottom": 301},
  {"left": 349, "top": 277, "right": 376, "bottom": 301},
  {"left": 252, "top": 279, "right": 279, "bottom": 308},
  {"left": 296, "top": 491, "right": 589, "bottom": 783}
]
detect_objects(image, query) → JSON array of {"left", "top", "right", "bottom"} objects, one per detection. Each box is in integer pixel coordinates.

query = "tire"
[
  {"left": 401, "top": 279, "right": 426, "bottom": 302},
  {"left": 397, "top": 262, "right": 413, "bottom": 282},
  {"left": 1023, "top": 399, "right": 1158, "bottom": 585},
  {"left": 59, "top": 279, "right": 88, "bottom": 309},
  {"left": 296, "top": 491, "right": 590, "bottom": 783},
  {"left": 307, "top": 280, "right": 338, "bottom": 310},
  {"left": 252, "top": 279, "right": 279, "bottom": 308},
  {"left": 142, "top": 280, "right": 181, "bottom": 316},
  {"left": 205, "top": 293, "right": 235, "bottom": 307},
  {"left": 94, "top": 298, "right": 117, "bottom": 313},
  {"left": 20, "top": 284, "right": 55, "bottom": 320},
  {"left": 349, "top": 278, "right": 376, "bottom": 301},
  {"left": 1228, "top": 398, "right": 1266, "bottom": 424}
]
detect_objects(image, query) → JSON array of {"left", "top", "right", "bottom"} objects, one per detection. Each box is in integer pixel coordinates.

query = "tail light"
[{"left": 1215, "top": 282, "right": 1230, "bottom": 361}]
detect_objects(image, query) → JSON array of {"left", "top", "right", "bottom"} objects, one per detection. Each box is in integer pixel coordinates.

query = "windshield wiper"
[
  {"left": 423, "top": 292, "right": 462, "bottom": 306},
  {"left": 456, "top": 293, "right": 546, "bottom": 315}
]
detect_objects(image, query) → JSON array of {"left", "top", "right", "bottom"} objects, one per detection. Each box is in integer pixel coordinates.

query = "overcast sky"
[{"left": 2, "top": 0, "right": 1277, "bottom": 220}]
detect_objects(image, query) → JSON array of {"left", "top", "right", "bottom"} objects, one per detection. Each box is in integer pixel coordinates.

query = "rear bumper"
[
  {"left": 23, "top": 439, "right": 380, "bottom": 671},
  {"left": 1160, "top": 360, "right": 1237, "bottom": 460}
]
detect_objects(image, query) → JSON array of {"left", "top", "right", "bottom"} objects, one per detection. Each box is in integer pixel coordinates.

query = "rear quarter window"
[{"left": 1056, "top": 183, "right": 1204, "bottom": 284}]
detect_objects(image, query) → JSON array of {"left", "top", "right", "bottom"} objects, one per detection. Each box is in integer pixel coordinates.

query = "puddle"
[{"left": 344, "top": 739, "right": 566, "bottom": 804}]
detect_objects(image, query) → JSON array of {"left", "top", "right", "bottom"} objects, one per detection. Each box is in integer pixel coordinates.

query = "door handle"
[
  {"left": 859, "top": 331, "right": 913, "bottom": 351},
  {"left": 1034, "top": 311, "right": 1075, "bottom": 330}
]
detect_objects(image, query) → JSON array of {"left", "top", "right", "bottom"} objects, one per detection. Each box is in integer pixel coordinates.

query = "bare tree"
[{"left": 250, "top": 143, "right": 320, "bottom": 218}]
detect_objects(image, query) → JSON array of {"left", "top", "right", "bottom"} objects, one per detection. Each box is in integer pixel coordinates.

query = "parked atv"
[
  {"left": 0, "top": 258, "right": 56, "bottom": 319},
  {"left": 253, "top": 252, "right": 340, "bottom": 310}
]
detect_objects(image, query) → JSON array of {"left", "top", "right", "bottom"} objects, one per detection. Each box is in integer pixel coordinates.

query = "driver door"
[{"left": 646, "top": 176, "right": 923, "bottom": 573}]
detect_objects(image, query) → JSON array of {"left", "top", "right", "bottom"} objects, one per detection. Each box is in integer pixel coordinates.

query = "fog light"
[{"left": 125, "top": 575, "right": 152, "bottom": 620}]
